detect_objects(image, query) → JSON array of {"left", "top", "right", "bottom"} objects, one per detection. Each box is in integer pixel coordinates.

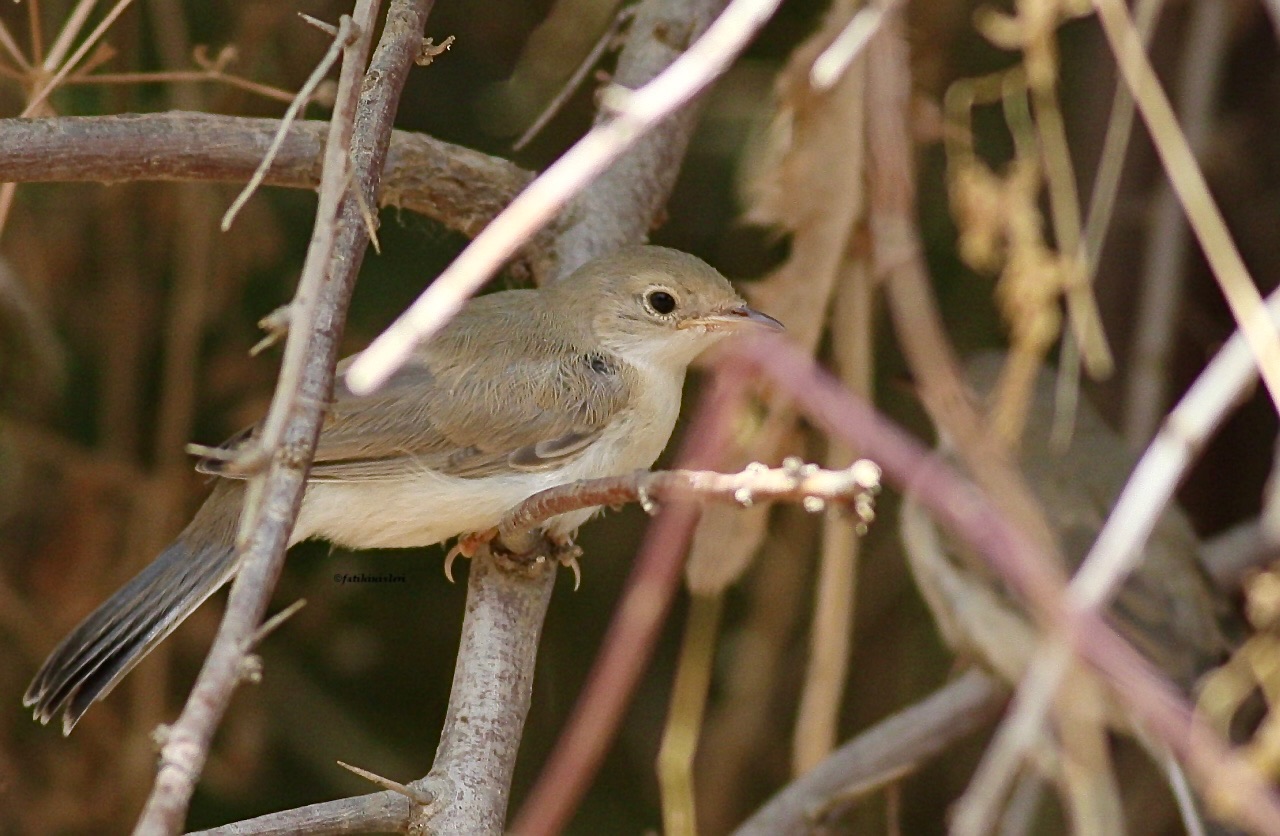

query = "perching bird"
[
  {"left": 25, "top": 245, "right": 782, "bottom": 734},
  {"left": 901, "top": 352, "right": 1232, "bottom": 693}
]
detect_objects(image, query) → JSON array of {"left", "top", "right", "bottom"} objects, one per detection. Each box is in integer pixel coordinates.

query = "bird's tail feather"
[{"left": 23, "top": 480, "right": 242, "bottom": 734}]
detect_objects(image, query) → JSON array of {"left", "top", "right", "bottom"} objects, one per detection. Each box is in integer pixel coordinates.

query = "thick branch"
[
  {"left": 0, "top": 113, "right": 543, "bottom": 273},
  {"left": 405, "top": 551, "right": 558, "bottom": 833}
]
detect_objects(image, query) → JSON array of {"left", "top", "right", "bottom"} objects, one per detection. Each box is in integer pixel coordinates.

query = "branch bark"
[{"left": 0, "top": 113, "right": 545, "bottom": 275}]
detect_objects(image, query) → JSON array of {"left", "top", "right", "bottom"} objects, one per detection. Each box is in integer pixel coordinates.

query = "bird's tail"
[{"left": 24, "top": 480, "right": 242, "bottom": 734}]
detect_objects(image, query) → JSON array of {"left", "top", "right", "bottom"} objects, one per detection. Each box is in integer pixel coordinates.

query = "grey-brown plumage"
[
  {"left": 903, "top": 352, "right": 1232, "bottom": 693},
  {"left": 25, "top": 246, "right": 781, "bottom": 734}
]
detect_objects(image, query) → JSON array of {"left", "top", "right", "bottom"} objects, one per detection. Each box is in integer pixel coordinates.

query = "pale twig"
[
  {"left": 1079, "top": 0, "right": 1162, "bottom": 279},
  {"left": 809, "top": 2, "right": 889, "bottom": 90},
  {"left": 64, "top": 68, "right": 304, "bottom": 106},
  {"left": 41, "top": 0, "right": 97, "bottom": 71},
  {"left": 511, "top": 5, "right": 634, "bottom": 152},
  {"left": 344, "top": 0, "right": 784, "bottom": 395},
  {"left": 21, "top": 0, "right": 136, "bottom": 117},
  {"left": 0, "top": 19, "right": 31, "bottom": 71},
  {"left": 658, "top": 594, "right": 722, "bottom": 836},
  {"left": 221, "top": 20, "right": 354, "bottom": 231},
  {"left": 1094, "top": 0, "right": 1280, "bottom": 413},
  {"left": 1122, "top": 0, "right": 1232, "bottom": 444},
  {"left": 25, "top": 0, "right": 42, "bottom": 67}
]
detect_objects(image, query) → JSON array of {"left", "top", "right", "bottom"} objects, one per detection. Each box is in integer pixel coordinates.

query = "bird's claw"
[
  {"left": 549, "top": 537, "right": 584, "bottom": 591},
  {"left": 443, "top": 530, "right": 496, "bottom": 583}
]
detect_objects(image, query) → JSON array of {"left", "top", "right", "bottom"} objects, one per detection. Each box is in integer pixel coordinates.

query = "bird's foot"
[{"left": 443, "top": 530, "right": 496, "bottom": 583}]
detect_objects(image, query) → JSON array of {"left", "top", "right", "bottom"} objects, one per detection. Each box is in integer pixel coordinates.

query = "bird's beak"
[{"left": 680, "top": 304, "right": 784, "bottom": 333}]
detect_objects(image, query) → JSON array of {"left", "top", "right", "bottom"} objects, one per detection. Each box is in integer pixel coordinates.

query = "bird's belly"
[
  {"left": 294, "top": 471, "right": 560, "bottom": 550},
  {"left": 292, "top": 371, "right": 682, "bottom": 552}
]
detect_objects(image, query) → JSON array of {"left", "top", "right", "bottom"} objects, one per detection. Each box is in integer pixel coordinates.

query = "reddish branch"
[{"left": 497, "top": 459, "right": 881, "bottom": 548}]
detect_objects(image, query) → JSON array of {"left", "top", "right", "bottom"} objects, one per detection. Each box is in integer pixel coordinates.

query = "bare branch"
[
  {"left": 734, "top": 670, "right": 1008, "bottom": 835},
  {"left": 496, "top": 460, "right": 880, "bottom": 551},
  {"left": 189, "top": 792, "right": 410, "bottom": 835},
  {"left": 0, "top": 113, "right": 541, "bottom": 272}
]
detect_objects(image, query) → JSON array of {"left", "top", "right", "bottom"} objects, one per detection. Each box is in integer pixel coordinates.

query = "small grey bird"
[{"left": 25, "top": 245, "right": 782, "bottom": 734}]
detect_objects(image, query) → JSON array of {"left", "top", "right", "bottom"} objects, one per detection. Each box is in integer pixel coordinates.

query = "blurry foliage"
[{"left": 2, "top": 0, "right": 1280, "bottom": 834}]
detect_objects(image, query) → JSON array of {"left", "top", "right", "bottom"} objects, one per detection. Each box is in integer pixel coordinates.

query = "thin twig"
[
  {"left": 41, "top": 0, "right": 97, "bottom": 72},
  {"left": 344, "top": 0, "right": 785, "bottom": 394},
  {"left": 22, "top": 0, "right": 136, "bottom": 117},
  {"left": 511, "top": 4, "right": 634, "bottom": 152},
  {"left": 497, "top": 460, "right": 880, "bottom": 544},
  {"left": 131, "top": 0, "right": 423, "bottom": 831},
  {"left": 221, "top": 19, "right": 355, "bottom": 231},
  {"left": 1122, "top": 0, "right": 1232, "bottom": 444}
]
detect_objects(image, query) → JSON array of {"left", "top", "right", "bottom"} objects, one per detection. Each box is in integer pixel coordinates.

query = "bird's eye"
[{"left": 646, "top": 290, "right": 677, "bottom": 315}]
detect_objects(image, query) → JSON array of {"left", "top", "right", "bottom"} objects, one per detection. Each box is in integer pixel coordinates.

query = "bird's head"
[{"left": 551, "top": 245, "right": 782, "bottom": 368}]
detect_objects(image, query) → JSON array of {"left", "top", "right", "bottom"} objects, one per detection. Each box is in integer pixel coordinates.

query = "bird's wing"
[{"left": 198, "top": 293, "right": 634, "bottom": 482}]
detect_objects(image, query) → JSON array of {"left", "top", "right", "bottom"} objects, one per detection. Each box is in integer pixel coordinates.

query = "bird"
[
  {"left": 902, "top": 352, "right": 1232, "bottom": 693},
  {"left": 25, "top": 245, "right": 782, "bottom": 735}
]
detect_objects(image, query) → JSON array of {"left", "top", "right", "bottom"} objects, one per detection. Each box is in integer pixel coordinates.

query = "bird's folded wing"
[{"left": 198, "top": 340, "right": 633, "bottom": 482}]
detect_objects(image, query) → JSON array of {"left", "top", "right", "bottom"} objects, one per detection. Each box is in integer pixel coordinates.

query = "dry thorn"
[
  {"left": 252, "top": 303, "right": 293, "bottom": 356},
  {"left": 298, "top": 12, "right": 339, "bottom": 36},
  {"left": 350, "top": 165, "right": 382, "bottom": 253},
  {"left": 336, "top": 760, "right": 434, "bottom": 805},
  {"left": 248, "top": 598, "right": 308, "bottom": 649},
  {"left": 416, "top": 35, "right": 454, "bottom": 66}
]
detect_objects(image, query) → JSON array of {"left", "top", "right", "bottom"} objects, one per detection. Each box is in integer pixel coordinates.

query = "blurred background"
[{"left": 1, "top": 0, "right": 1279, "bottom": 832}]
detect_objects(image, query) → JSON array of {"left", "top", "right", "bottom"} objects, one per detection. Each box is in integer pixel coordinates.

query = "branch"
[
  {"left": 497, "top": 460, "right": 881, "bottom": 550},
  {"left": 733, "top": 670, "right": 1008, "bottom": 835},
  {"left": 0, "top": 113, "right": 543, "bottom": 274},
  {"left": 132, "top": 2, "right": 433, "bottom": 832}
]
